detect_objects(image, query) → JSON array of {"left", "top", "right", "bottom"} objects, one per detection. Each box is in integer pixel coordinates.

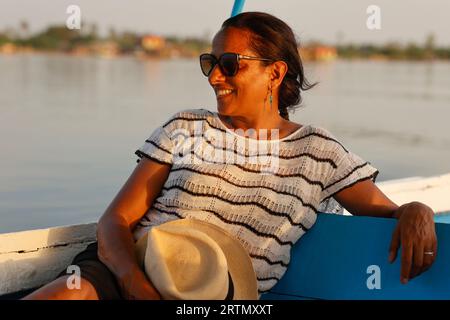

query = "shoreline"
[{"left": 2, "top": 50, "right": 450, "bottom": 64}]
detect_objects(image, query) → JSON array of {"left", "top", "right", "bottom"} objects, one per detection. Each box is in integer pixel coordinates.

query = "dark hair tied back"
[{"left": 222, "top": 12, "right": 316, "bottom": 120}]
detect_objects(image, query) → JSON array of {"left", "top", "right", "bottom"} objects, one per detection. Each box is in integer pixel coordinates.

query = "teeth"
[{"left": 217, "top": 89, "right": 233, "bottom": 97}]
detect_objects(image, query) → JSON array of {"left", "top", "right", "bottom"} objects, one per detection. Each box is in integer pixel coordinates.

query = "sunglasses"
[{"left": 199, "top": 52, "right": 273, "bottom": 77}]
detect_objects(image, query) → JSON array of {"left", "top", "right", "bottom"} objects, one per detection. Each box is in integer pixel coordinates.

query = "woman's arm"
[
  {"left": 333, "top": 179, "right": 399, "bottom": 217},
  {"left": 333, "top": 179, "right": 437, "bottom": 283},
  {"left": 97, "top": 157, "right": 171, "bottom": 299}
]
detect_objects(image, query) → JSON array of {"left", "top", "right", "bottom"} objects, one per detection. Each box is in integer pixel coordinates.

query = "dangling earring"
[
  {"left": 264, "top": 82, "right": 273, "bottom": 110},
  {"left": 269, "top": 83, "right": 273, "bottom": 110}
]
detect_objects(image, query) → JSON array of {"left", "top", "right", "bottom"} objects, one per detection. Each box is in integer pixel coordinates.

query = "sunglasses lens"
[
  {"left": 220, "top": 54, "right": 238, "bottom": 76},
  {"left": 200, "top": 54, "right": 215, "bottom": 76},
  {"left": 199, "top": 53, "right": 239, "bottom": 77}
]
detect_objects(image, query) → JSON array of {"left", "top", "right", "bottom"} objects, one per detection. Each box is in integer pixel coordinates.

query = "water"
[{"left": 1, "top": 54, "right": 450, "bottom": 233}]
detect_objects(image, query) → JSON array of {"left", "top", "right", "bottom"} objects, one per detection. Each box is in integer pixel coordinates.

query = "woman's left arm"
[{"left": 333, "top": 179, "right": 437, "bottom": 284}]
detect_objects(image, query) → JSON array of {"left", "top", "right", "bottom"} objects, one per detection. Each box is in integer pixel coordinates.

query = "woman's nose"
[{"left": 208, "top": 63, "right": 226, "bottom": 85}]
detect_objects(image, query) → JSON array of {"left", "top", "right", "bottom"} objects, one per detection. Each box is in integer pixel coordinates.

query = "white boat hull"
[
  {"left": 345, "top": 172, "right": 450, "bottom": 215},
  {"left": 0, "top": 223, "right": 96, "bottom": 296},
  {"left": 1, "top": 172, "right": 450, "bottom": 297}
]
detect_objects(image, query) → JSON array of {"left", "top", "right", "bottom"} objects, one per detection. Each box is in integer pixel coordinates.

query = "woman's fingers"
[
  {"left": 410, "top": 243, "right": 424, "bottom": 279},
  {"left": 422, "top": 240, "right": 437, "bottom": 272},
  {"left": 405, "top": 233, "right": 437, "bottom": 280},
  {"left": 389, "top": 226, "right": 400, "bottom": 263},
  {"left": 392, "top": 202, "right": 437, "bottom": 284},
  {"left": 400, "top": 241, "right": 413, "bottom": 284}
]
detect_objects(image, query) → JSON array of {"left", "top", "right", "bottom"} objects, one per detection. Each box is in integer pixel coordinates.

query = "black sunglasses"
[{"left": 199, "top": 52, "right": 273, "bottom": 77}]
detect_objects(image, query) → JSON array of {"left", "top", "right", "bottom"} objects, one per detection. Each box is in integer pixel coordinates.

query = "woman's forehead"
[{"left": 211, "top": 27, "right": 255, "bottom": 56}]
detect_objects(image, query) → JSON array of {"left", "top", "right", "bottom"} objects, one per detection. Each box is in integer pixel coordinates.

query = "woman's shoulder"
[
  {"left": 172, "top": 108, "right": 212, "bottom": 118},
  {"left": 285, "top": 122, "right": 338, "bottom": 140},
  {"left": 305, "top": 124, "right": 338, "bottom": 139},
  {"left": 162, "top": 108, "right": 214, "bottom": 128},
  {"left": 286, "top": 123, "right": 348, "bottom": 151},
  {"left": 307, "top": 125, "right": 349, "bottom": 153}
]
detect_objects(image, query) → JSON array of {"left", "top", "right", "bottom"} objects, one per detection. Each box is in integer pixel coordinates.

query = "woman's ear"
[{"left": 270, "top": 61, "right": 288, "bottom": 88}]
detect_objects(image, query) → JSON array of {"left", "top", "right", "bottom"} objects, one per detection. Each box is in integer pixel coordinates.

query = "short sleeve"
[
  {"left": 135, "top": 125, "right": 174, "bottom": 166},
  {"left": 320, "top": 144, "right": 379, "bottom": 205}
]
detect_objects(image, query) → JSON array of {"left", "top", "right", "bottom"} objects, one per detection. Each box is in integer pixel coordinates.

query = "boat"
[
  {"left": 1, "top": 172, "right": 450, "bottom": 300},
  {"left": 264, "top": 211, "right": 450, "bottom": 300},
  {"left": 2, "top": 0, "right": 449, "bottom": 301}
]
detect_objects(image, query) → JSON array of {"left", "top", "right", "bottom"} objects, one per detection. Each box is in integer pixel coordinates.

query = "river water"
[{"left": 1, "top": 54, "right": 449, "bottom": 232}]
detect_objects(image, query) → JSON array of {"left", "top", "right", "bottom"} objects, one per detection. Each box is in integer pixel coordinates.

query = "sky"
[{"left": 1, "top": 0, "right": 450, "bottom": 45}]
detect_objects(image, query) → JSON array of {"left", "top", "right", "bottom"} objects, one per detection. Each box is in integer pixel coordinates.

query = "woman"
[{"left": 24, "top": 12, "right": 437, "bottom": 300}]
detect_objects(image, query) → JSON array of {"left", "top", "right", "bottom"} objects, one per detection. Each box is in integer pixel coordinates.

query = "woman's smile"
[{"left": 215, "top": 88, "right": 235, "bottom": 98}]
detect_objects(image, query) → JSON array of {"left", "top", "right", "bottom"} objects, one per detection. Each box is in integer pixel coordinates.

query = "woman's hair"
[{"left": 221, "top": 12, "right": 316, "bottom": 120}]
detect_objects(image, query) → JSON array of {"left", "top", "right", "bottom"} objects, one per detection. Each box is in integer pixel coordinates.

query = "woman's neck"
[{"left": 218, "top": 111, "right": 290, "bottom": 140}]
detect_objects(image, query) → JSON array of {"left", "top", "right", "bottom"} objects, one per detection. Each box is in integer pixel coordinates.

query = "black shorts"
[{"left": 56, "top": 242, "right": 123, "bottom": 300}]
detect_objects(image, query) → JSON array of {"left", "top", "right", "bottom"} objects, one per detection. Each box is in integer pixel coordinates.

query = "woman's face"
[{"left": 209, "top": 27, "right": 272, "bottom": 117}]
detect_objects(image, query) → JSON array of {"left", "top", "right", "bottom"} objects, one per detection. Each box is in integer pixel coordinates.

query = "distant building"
[
  {"left": 0, "top": 43, "right": 17, "bottom": 54},
  {"left": 71, "top": 45, "right": 91, "bottom": 56},
  {"left": 141, "top": 35, "right": 165, "bottom": 52},
  {"left": 300, "top": 45, "right": 337, "bottom": 61},
  {"left": 91, "top": 41, "right": 119, "bottom": 58}
]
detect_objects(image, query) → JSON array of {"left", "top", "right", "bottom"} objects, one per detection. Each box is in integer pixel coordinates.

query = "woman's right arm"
[{"left": 97, "top": 157, "right": 171, "bottom": 299}]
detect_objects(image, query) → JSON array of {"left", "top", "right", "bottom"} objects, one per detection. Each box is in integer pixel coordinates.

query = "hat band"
[{"left": 225, "top": 272, "right": 234, "bottom": 300}]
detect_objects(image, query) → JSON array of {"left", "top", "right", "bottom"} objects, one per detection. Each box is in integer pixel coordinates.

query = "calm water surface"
[{"left": 1, "top": 54, "right": 450, "bottom": 232}]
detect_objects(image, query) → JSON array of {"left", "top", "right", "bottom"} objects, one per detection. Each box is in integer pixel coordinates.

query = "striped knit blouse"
[{"left": 132, "top": 108, "right": 379, "bottom": 295}]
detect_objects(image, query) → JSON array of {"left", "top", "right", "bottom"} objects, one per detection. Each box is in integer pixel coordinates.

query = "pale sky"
[{"left": 1, "top": 0, "right": 450, "bottom": 45}]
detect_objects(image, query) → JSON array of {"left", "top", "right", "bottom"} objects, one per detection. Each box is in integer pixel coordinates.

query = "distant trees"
[
  {"left": 1, "top": 23, "right": 449, "bottom": 61},
  {"left": 0, "top": 32, "right": 11, "bottom": 46},
  {"left": 336, "top": 33, "right": 450, "bottom": 61},
  {"left": 1, "top": 22, "right": 140, "bottom": 53},
  {"left": 116, "top": 32, "right": 140, "bottom": 53},
  {"left": 25, "top": 26, "right": 81, "bottom": 50}
]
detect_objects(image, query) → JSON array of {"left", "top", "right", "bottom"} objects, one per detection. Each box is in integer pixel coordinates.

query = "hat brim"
[{"left": 135, "top": 218, "right": 258, "bottom": 300}]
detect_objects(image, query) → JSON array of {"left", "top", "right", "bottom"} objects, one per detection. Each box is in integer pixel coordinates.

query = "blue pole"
[{"left": 230, "top": 0, "right": 245, "bottom": 17}]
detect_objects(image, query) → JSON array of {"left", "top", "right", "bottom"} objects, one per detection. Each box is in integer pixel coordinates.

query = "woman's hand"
[
  {"left": 118, "top": 268, "right": 162, "bottom": 300},
  {"left": 333, "top": 181, "right": 438, "bottom": 283},
  {"left": 389, "top": 201, "right": 437, "bottom": 284}
]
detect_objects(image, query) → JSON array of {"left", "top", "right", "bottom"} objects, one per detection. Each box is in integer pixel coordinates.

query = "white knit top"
[{"left": 132, "top": 108, "right": 379, "bottom": 295}]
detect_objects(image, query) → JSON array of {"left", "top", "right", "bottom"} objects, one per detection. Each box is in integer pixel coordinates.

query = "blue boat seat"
[{"left": 261, "top": 213, "right": 450, "bottom": 300}]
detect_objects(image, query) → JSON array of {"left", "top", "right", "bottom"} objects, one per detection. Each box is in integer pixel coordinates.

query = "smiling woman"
[{"left": 22, "top": 11, "right": 437, "bottom": 300}]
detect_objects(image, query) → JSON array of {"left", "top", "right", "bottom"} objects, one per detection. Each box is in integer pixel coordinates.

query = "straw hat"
[{"left": 135, "top": 218, "right": 258, "bottom": 300}]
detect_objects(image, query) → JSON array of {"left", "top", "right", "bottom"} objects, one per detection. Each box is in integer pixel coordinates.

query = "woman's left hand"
[{"left": 389, "top": 201, "right": 437, "bottom": 284}]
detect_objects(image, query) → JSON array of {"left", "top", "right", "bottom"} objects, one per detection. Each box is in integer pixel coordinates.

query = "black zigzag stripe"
[
  {"left": 322, "top": 171, "right": 379, "bottom": 202},
  {"left": 162, "top": 110, "right": 347, "bottom": 155},
  {"left": 163, "top": 116, "right": 228, "bottom": 135},
  {"left": 250, "top": 253, "right": 289, "bottom": 268},
  {"left": 170, "top": 131, "right": 338, "bottom": 167},
  {"left": 170, "top": 166, "right": 317, "bottom": 212},
  {"left": 135, "top": 150, "right": 171, "bottom": 166},
  {"left": 324, "top": 162, "right": 370, "bottom": 190},
  {"left": 161, "top": 185, "right": 309, "bottom": 231},
  {"left": 172, "top": 150, "right": 327, "bottom": 189},
  {"left": 284, "top": 132, "right": 349, "bottom": 152},
  {"left": 155, "top": 201, "right": 295, "bottom": 247},
  {"left": 144, "top": 139, "right": 172, "bottom": 155},
  {"left": 257, "top": 276, "right": 281, "bottom": 282}
]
